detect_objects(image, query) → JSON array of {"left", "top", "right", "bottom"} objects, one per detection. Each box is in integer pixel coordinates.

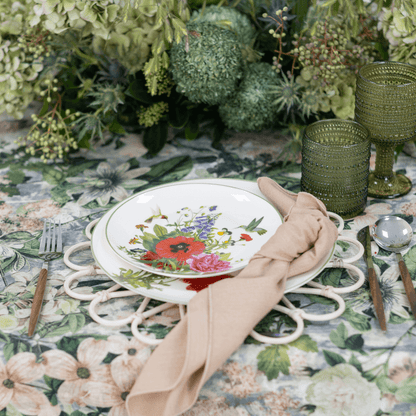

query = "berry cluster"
[
  {"left": 17, "top": 80, "right": 79, "bottom": 162},
  {"left": 17, "top": 27, "right": 51, "bottom": 63},
  {"left": 291, "top": 19, "right": 376, "bottom": 87}
]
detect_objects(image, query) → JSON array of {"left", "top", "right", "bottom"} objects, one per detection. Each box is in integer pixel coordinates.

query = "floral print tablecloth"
[{"left": 1, "top": 126, "right": 416, "bottom": 416}]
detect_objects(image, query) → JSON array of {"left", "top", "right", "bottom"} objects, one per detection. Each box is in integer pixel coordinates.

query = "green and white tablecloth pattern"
[{"left": 0, "top": 127, "right": 416, "bottom": 416}]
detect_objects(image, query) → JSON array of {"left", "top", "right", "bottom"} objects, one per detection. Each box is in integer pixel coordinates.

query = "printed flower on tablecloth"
[
  {"left": 219, "top": 361, "right": 261, "bottom": 398},
  {"left": 344, "top": 263, "right": 413, "bottom": 322},
  {"left": 306, "top": 363, "right": 381, "bottom": 416},
  {"left": 155, "top": 236, "right": 205, "bottom": 262},
  {"left": 0, "top": 352, "right": 59, "bottom": 416},
  {"left": 122, "top": 204, "right": 262, "bottom": 274},
  {"left": 378, "top": 353, "right": 416, "bottom": 412},
  {"left": 187, "top": 253, "right": 231, "bottom": 273},
  {"left": 82, "top": 336, "right": 150, "bottom": 416},
  {"left": 400, "top": 201, "right": 416, "bottom": 216},
  {"left": 106, "top": 335, "right": 151, "bottom": 387},
  {"left": 42, "top": 338, "right": 111, "bottom": 406},
  {"left": 0, "top": 199, "right": 61, "bottom": 235},
  {"left": 183, "top": 274, "right": 232, "bottom": 292},
  {"left": 66, "top": 162, "right": 150, "bottom": 206},
  {"left": 353, "top": 202, "right": 392, "bottom": 230}
]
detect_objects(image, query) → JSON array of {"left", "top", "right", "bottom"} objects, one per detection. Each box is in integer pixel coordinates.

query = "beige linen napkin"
[{"left": 126, "top": 177, "right": 339, "bottom": 416}]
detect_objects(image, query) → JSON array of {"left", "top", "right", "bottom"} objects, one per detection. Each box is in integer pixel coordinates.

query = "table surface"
[{"left": 0, "top": 125, "right": 416, "bottom": 416}]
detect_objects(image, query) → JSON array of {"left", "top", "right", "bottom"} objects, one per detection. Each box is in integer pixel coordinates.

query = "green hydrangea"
[
  {"left": 379, "top": 1, "right": 416, "bottom": 64},
  {"left": 0, "top": 1, "right": 45, "bottom": 119},
  {"left": 170, "top": 22, "right": 244, "bottom": 105},
  {"left": 218, "top": 61, "right": 280, "bottom": 131},
  {"left": 30, "top": 0, "right": 119, "bottom": 35},
  {"left": 91, "top": 7, "right": 157, "bottom": 74},
  {"left": 30, "top": 0, "right": 189, "bottom": 82}
]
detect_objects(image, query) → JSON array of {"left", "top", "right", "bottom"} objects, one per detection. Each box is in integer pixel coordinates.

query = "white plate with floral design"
[
  {"left": 105, "top": 183, "right": 283, "bottom": 278},
  {"left": 91, "top": 179, "right": 336, "bottom": 305}
]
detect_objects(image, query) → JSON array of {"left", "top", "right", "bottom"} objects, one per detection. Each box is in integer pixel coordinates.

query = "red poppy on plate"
[
  {"left": 240, "top": 233, "right": 253, "bottom": 242},
  {"left": 183, "top": 275, "right": 232, "bottom": 292},
  {"left": 155, "top": 236, "right": 205, "bottom": 262}
]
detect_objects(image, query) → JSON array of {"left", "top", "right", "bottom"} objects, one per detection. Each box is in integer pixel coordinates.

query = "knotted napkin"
[{"left": 126, "top": 177, "right": 339, "bottom": 416}]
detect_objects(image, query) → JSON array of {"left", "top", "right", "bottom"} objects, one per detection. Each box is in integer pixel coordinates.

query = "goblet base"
[{"left": 367, "top": 172, "right": 412, "bottom": 199}]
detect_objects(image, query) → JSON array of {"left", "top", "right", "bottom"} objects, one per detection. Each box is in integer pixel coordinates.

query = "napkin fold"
[{"left": 126, "top": 177, "right": 338, "bottom": 416}]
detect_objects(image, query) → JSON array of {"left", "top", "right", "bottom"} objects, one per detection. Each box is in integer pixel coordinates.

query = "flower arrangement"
[
  {"left": 1, "top": 0, "right": 408, "bottom": 159},
  {"left": 120, "top": 204, "right": 262, "bottom": 275}
]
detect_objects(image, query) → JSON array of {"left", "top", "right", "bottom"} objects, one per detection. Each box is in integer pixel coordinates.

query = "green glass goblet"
[
  {"left": 301, "top": 119, "right": 371, "bottom": 219},
  {"left": 355, "top": 61, "right": 416, "bottom": 199}
]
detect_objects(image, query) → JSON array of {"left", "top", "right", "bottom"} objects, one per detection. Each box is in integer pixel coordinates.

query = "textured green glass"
[
  {"left": 301, "top": 119, "right": 371, "bottom": 219},
  {"left": 355, "top": 61, "right": 416, "bottom": 198}
]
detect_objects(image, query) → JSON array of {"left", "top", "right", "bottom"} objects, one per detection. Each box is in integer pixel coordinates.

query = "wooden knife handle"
[
  {"left": 368, "top": 267, "right": 387, "bottom": 332},
  {"left": 398, "top": 256, "right": 416, "bottom": 319},
  {"left": 28, "top": 268, "right": 48, "bottom": 337}
]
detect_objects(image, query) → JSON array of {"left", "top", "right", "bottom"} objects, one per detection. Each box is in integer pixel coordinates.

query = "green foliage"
[
  {"left": 0, "top": 0, "right": 406, "bottom": 156},
  {"left": 218, "top": 61, "right": 280, "bottom": 131},
  {"left": 73, "top": 112, "right": 106, "bottom": 146},
  {"left": 88, "top": 83, "right": 125, "bottom": 115},
  {"left": 30, "top": 0, "right": 190, "bottom": 95},
  {"left": 170, "top": 22, "right": 244, "bottom": 105},
  {"left": 270, "top": 72, "right": 302, "bottom": 113}
]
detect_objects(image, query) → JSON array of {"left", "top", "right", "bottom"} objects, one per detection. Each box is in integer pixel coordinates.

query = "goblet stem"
[
  {"left": 373, "top": 144, "right": 394, "bottom": 180},
  {"left": 367, "top": 143, "right": 412, "bottom": 199}
]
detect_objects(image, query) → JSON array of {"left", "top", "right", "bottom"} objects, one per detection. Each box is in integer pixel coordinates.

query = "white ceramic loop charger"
[{"left": 64, "top": 214, "right": 364, "bottom": 345}]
